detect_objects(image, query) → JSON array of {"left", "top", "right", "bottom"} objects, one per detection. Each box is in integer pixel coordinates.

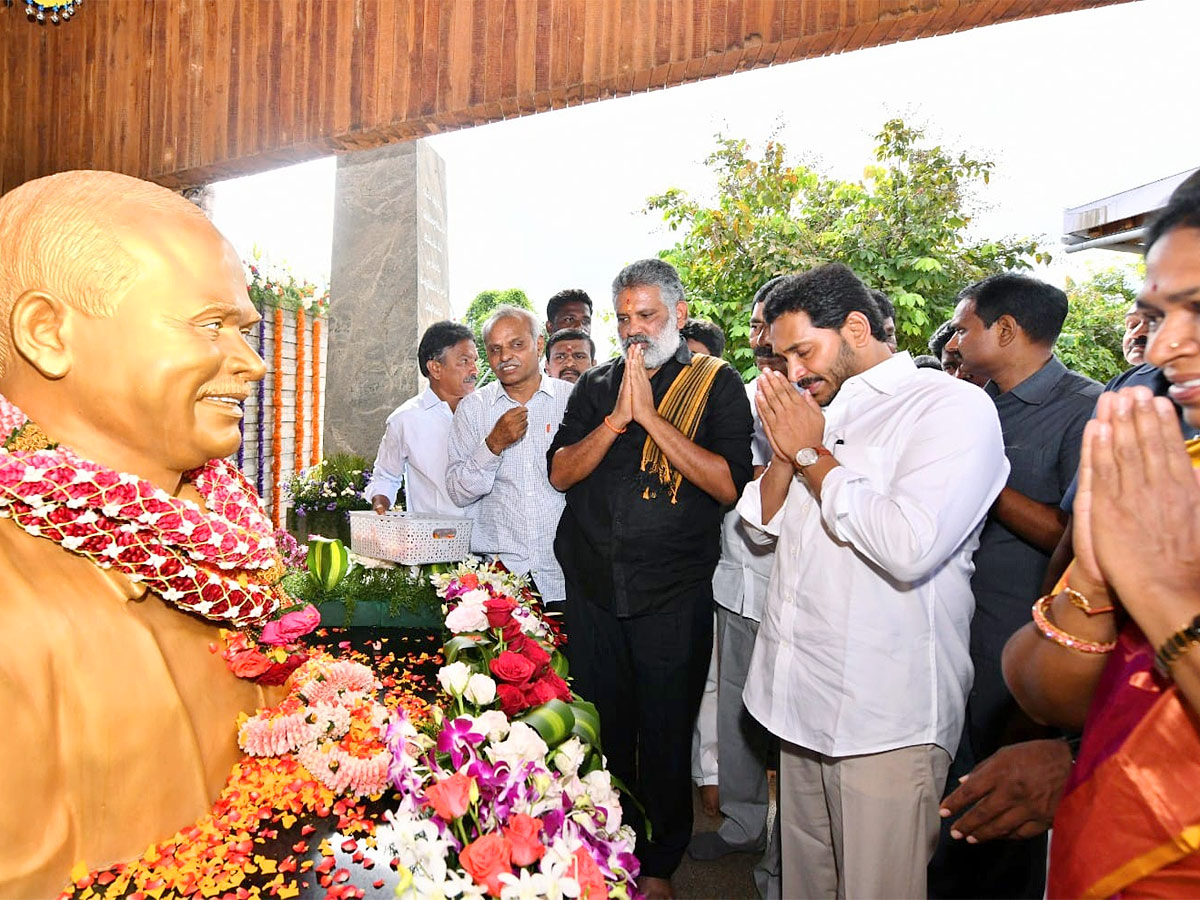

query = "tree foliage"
[
  {"left": 1058, "top": 262, "right": 1142, "bottom": 384},
  {"left": 645, "top": 120, "right": 1049, "bottom": 377},
  {"left": 463, "top": 288, "right": 535, "bottom": 384}
]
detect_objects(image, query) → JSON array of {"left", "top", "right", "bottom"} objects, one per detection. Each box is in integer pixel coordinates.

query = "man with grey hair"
[
  {"left": 446, "top": 305, "right": 573, "bottom": 600},
  {"left": 549, "top": 259, "right": 753, "bottom": 899}
]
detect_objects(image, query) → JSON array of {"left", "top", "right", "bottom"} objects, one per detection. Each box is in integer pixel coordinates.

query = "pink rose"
[
  {"left": 424, "top": 772, "right": 476, "bottom": 820},
  {"left": 503, "top": 813, "right": 545, "bottom": 867},
  {"left": 260, "top": 604, "right": 321, "bottom": 645},
  {"left": 459, "top": 833, "right": 513, "bottom": 897}
]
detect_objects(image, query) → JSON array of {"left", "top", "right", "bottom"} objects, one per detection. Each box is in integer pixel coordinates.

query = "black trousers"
[{"left": 563, "top": 585, "right": 713, "bottom": 879}]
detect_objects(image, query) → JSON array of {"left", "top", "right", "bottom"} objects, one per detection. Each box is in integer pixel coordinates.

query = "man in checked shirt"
[{"left": 445, "top": 305, "right": 573, "bottom": 603}]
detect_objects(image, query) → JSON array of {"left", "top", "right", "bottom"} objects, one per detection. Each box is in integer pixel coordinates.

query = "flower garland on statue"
[{"left": 0, "top": 395, "right": 283, "bottom": 627}]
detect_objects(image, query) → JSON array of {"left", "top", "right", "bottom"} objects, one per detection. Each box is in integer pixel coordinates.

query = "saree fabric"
[
  {"left": 1048, "top": 439, "right": 1200, "bottom": 898},
  {"left": 0, "top": 517, "right": 270, "bottom": 897}
]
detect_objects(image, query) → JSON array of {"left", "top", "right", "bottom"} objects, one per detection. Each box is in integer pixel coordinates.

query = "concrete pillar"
[{"left": 324, "top": 140, "right": 451, "bottom": 459}]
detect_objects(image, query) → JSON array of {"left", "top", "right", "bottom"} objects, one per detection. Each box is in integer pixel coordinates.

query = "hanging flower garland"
[
  {"left": 255, "top": 320, "right": 266, "bottom": 496},
  {"left": 310, "top": 317, "right": 322, "bottom": 468},
  {"left": 271, "top": 306, "right": 284, "bottom": 526},
  {"left": 0, "top": 396, "right": 284, "bottom": 629},
  {"left": 294, "top": 306, "right": 306, "bottom": 475}
]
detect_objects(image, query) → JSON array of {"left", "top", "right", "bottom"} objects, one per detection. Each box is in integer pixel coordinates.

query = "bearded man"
[
  {"left": 0, "top": 171, "right": 281, "bottom": 895},
  {"left": 740, "top": 264, "right": 1008, "bottom": 899},
  {"left": 548, "top": 258, "right": 753, "bottom": 899}
]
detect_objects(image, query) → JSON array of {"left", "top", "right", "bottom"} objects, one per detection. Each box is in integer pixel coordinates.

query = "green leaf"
[
  {"left": 550, "top": 649, "right": 569, "bottom": 679},
  {"left": 306, "top": 537, "right": 349, "bottom": 592},
  {"left": 568, "top": 698, "right": 602, "bottom": 748},
  {"left": 519, "top": 699, "right": 575, "bottom": 747},
  {"left": 445, "top": 635, "right": 482, "bottom": 664}
]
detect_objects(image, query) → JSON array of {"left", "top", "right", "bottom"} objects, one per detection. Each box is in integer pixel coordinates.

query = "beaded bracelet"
[
  {"left": 1154, "top": 613, "right": 1200, "bottom": 677},
  {"left": 603, "top": 415, "right": 627, "bottom": 435},
  {"left": 1032, "top": 594, "right": 1117, "bottom": 654}
]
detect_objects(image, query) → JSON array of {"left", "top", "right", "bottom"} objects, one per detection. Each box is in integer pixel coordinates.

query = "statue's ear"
[{"left": 10, "top": 290, "right": 72, "bottom": 379}]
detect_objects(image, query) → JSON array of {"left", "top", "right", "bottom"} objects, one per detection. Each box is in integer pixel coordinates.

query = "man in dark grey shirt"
[{"left": 929, "top": 274, "right": 1102, "bottom": 899}]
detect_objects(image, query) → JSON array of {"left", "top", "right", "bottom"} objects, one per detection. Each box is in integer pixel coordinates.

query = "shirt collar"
[
  {"left": 987, "top": 356, "right": 1067, "bottom": 406},
  {"left": 419, "top": 387, "right": 446, "bottom": 410},
  {"left": 490, "top": 374, "right": 555, "bottom": 406},
  {"left": 844, "top": 351, "right": 917, "bottom": 397}
]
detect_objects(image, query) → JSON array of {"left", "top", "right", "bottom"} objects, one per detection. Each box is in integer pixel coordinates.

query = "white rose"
[
  {"left": 437, "top": 661, "right": 471, "bottom": 696},
  {"left": 472, "top": 710, "right": 510, "bottom": 742},
  {"left": 552, "top": 736, "right": 587, "bottom": 777},
  {"left": 445, "top": 601, "right": 489, "bottom": 633},
  {"left": 460, "top": 588, "right": 491, "bottom": 606},
  {"left": 487, "top": 721, "right": 549, "bottom": 769},
  {"left": 464, "top": 673, "right": 497, "bottom": 706}
]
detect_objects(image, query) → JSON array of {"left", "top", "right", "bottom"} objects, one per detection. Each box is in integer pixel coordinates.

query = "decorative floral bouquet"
[
  {"left": 384, "top": 559, "right": 640, "bottom": 898},
  {"left": 283, "top": 453, "right": 373, "bottom": 516}
]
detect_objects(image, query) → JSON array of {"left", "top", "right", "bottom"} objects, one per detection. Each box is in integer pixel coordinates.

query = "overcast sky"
[{"left": 211, "top": 0, "right": 1197, "bottom": 354}]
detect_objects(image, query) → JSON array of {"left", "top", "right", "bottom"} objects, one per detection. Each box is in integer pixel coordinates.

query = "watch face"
[{"left": 794, "top": 447, "right": 819, "bottom": 467}]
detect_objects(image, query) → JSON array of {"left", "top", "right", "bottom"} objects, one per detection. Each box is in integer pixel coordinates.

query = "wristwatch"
[{"left": 793, "top": 446, "right": 832, "bottom": 468}]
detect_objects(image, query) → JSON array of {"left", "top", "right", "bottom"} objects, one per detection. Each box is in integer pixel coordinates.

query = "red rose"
[
  {"left": 503, "top": 813, "right": 545, "bottom": 867},
  {"left": 496, "top": 683, "right": 527, "bottom": 717},
  {"left": 501, "top": 619, "right": 523, "bottom": 643},
  {"left": 484, "top": 595, "right": 518, "bottom": 629},
  {"left": 522, "top": 678, "right": 559, "bottom": 708},
  {"left": 424, "top": 772, "right": 475, "bottom": 820},
  {"left": 254, "top": 651, "right": 309, "bottom": 685},
  {"left": 519, "top": 639, "right": 551, "bottom": 672},
  {"left": 459, "top": 833, "right": 513, "bottom": 897},
  {"left": 535, "top": 670, "right": 571, "bottom": 702},
  {"left": 489, "top": 650, "right": 537, "bottom": 686},
  {"left": 570, "top": 846, "right": 607, "bottom": 900}
]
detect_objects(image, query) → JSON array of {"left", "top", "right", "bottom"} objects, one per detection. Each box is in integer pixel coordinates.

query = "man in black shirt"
[{"left": 548, "top": 259, "right": 753, "bottom": 899}]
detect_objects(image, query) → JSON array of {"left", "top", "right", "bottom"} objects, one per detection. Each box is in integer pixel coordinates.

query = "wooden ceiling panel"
[{"left": 0, "top": 0, "right": 1124, "bottom": 193}]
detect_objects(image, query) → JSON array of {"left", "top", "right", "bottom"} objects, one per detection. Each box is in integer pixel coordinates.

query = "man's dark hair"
[
  {"left": 762, "top": 264, "right": 887, "bottom": 341},
  {"left": 752, "top": 275, "right": 788, "bottom": 308},
  {"left": 958, "top": 273, "right": 1068, "bottom": 347},
  {"left": 546, "top": 288, "right": 593, "bottom": 324},
  {"left": 418, "top": 321, "right": 474, "bottom": 377},
  {"left": 680, "top": 318, "right": 726, "bottom": 357},
  {"left": 913, "top": 354, "right": 943, "bottom": 370},
  {"left": 928, "top": 320, "right": 956, "bottom": 357},
  {"left": 545, "top": 327, "right": 596, "bottom": 360},
  {"left": 1146, "top": 172, "right": 1200, "bottom": 252},
  {"left": 869, "top": 288, "right": 895, "bottom": 321}
]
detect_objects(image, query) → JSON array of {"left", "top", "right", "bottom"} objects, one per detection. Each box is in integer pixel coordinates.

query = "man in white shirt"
[
  {"left": 365, "top": 321, "right": 477, "bottom": 516},
  {"left": 739, "top": 264, "right": 1008, "bottom": 899},
  {"left": 446, "top": 305, "right": 572, "bottom": 601}
]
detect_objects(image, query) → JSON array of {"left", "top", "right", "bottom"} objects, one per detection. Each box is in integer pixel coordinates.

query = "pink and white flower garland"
[
  {"left": 0, "top": 395, "right": 283, "bottom": 628},
  {"left": 238, "top": 654, "right": 392, "bottom": 798}
]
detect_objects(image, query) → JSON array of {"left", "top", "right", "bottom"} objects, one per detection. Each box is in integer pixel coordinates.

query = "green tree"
[
  {"left": 646, "top": 120, "right": 1048, "bottom": 377},
  {"left": 463, "top": 288, "right": 534, "bottom": 384},
  {"left": 1058, "top": 263, "right": 1142, "bottom": 384}
]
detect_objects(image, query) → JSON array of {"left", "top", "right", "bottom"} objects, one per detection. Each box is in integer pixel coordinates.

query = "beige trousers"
[{"left": 780, "top": 741, "right": 951, "bottom": 900}]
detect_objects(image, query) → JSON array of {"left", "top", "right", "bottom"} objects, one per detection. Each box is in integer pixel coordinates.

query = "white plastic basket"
[{"left": 348, "top": 511, "right": 473, "bottom": 565}]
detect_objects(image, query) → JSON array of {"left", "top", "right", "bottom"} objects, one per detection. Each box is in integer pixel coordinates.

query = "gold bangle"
[
  {"left": 1064, "top": 585, "right": 1115, "bottom": 617},
  {"left": 1154, "top": 614, "right": 1200, "bottom": 678},
  {"left": 1031, "top": 595, "right": 1116, "bottom": 655}
]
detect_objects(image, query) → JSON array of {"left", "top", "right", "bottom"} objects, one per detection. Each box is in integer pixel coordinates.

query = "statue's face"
[{"left": 64, "top": 210, "right": 266, "bottom": 487}]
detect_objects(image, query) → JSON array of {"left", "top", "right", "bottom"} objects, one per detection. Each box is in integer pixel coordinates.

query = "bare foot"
[
  {"left": 638, "top": 875, "right": 675, "bottom": 899},
  {"left": 699, "top": 783, "right": 720, "bottom": 818}
]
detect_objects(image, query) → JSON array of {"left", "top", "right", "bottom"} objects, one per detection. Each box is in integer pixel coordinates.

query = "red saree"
[{"left": 1048, "top": 624, "right": 1200, "bottom": 897}]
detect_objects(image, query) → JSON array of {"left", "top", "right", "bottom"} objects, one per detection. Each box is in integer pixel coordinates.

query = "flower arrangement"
[
  {"left": 246, "top": 260, "right": 330, "bottom": 317},
  {"left": 380, "top": 559, "right": 639, "bottom": 899},
  {"left": 283, "top": 453, "right": 373, "bottom": 516}
]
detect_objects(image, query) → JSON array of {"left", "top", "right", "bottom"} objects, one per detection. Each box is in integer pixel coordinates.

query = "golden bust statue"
[{"left": 0, "top": 171, "right": 275, "bottom": 895}]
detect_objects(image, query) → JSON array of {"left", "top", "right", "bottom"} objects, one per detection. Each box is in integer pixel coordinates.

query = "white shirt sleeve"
[
  {"left": 364, "top": 412, "right": 406, "bottom": 503},
  {"left": 445, "top": 394, "right": 503, "bottom": 508},
  {"left": 818, "top": 391, "right": 1008, "bottom": 584},
  {"left": 735, "top": 468, "right": 791, "bottom": 544}
]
